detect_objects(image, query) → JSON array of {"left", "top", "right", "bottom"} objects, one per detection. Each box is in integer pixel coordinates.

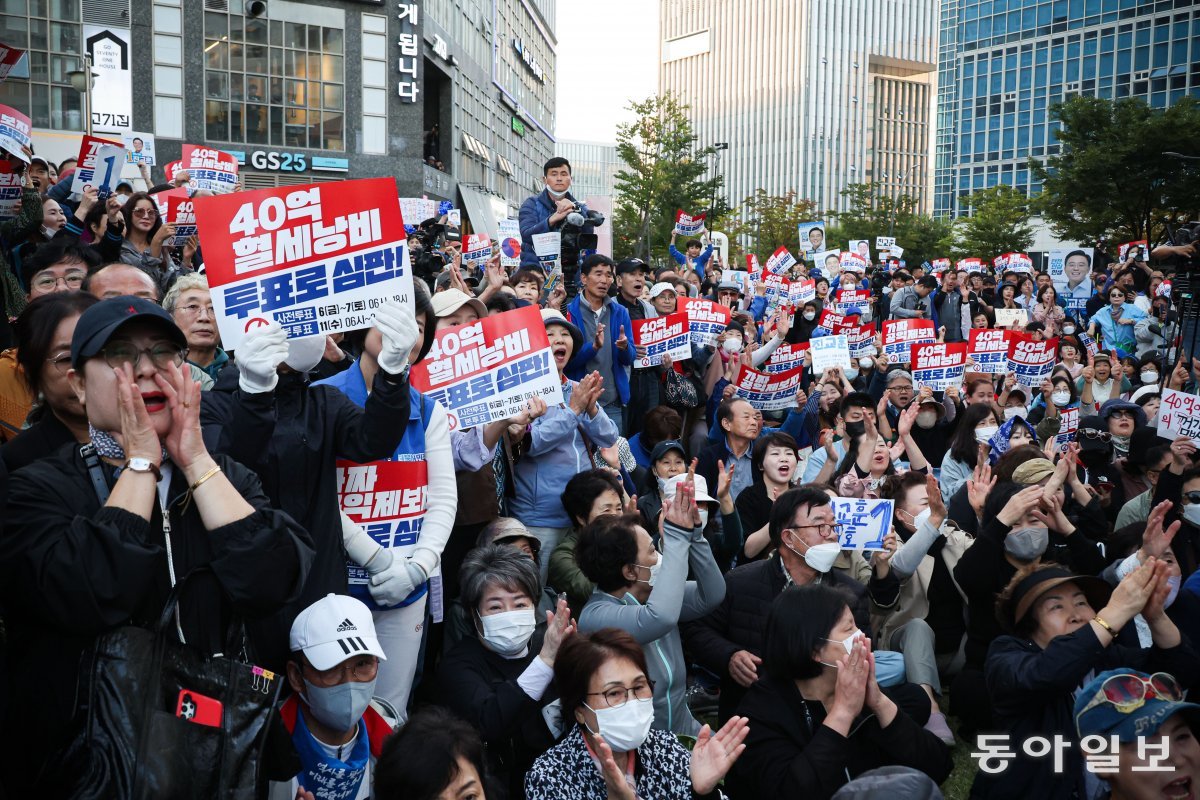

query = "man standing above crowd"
[
  {"left": 517, "top": 157, "right": 593, "bottom": 270},
  {"left": 890, "top": 276, "right": 937, "bottom": 320},
  {"left": 565, "top": 255, "right": 634, "bottom": 433},
  {"left": 615, "top": 258, "right": 658, "bottom": 436}
]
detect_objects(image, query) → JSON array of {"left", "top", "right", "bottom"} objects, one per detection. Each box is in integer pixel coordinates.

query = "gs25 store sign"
[{"left": 250, "top": 150, "right": 309, "bottom": 172}]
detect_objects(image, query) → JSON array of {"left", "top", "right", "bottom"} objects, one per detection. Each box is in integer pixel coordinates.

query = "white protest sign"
[
  {"left": 995, "top": 308, "right": 1028, "bottom": 328},
  {"left": 498, "top": 218, "right": 521, "bottom": 269},
  {"left": 811, "top": 335, "right": 851, "bottom": 373},
  {"left": 632, "top": 311, "right": 691, "bottom": 368},
  {"left": 532, "top": 232, "right": 561, "bottom": 271},
  {"left": 832, "top": 497, "right": 893, "bottom": 551},
  {"left": 1157, "top": 388, "right": 1200, "bottom": 445},
  {"left": 122, "top": 131, "right": 155, "bottom": 165}
]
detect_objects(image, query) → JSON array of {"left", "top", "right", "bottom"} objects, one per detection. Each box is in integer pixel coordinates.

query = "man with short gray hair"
[{"left": 164, "top": 273, "right": 228, "bottom": 380}]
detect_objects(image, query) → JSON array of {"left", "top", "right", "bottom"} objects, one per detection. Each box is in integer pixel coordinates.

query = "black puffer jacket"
[{"left": 681, "top": 554, "right": 891, "bottom": 723}]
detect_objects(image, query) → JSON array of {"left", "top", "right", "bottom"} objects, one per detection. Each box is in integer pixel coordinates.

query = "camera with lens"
[
  {"left": 559, "top": 203, "right": 605, "bottom": 300},
  {"left": 410, "top": 218, "right": 448, "bottom": 288},
  {"left": 1169, "top": 221, "right": 1200, "bottom": 272}
]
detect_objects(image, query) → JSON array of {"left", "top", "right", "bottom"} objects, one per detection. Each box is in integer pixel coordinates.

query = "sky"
[{"left": 554, "top": 0, "right": 659, "bottom": 143}]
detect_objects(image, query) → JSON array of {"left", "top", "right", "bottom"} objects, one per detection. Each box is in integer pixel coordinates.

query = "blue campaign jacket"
[
  {"left": 315, "top": 360, "right": 438, "bottom": 608},
  {"left": 564, "top": 294, "right": 635, "bottom": 405},
  {"left": 517, "top": 188, "right": 593, "bottom": 269}
]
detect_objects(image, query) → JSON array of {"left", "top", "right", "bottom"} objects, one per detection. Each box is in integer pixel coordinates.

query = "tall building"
[
  {"left": 556, "top": 139, "right": 620, "bottom": 199},
  {"left": 1, "top": 0, "right": 556, "bottom": 237},
  {"left": 658, "top": 0, "right": 938, "bottom": 217},
  {"left": 935, "top": 0, "right": 1200, "bottom": 218}
]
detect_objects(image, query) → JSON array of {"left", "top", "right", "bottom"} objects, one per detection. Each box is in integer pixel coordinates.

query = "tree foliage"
[
  {"left": 611, "top": 94, "right": 728, "bottom": 263},
  {"left": 823, "top": 183, "right": 954, "bottom": 267},
  {"left": 722, "top": 189, "right": 819, "bottom": 265},
  {"left": 950, "top": 184, "right": 1036, "bottom": 259},
  {"left": 1032, "top": 96, "right": 1200, "bottom": 245}
]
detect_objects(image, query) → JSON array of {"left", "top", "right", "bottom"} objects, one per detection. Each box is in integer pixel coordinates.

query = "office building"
[
  {"left": 556, "top": 139, "right": 620, "bottom": 200},
  {"left": 658, "top": 0, "right": 938, "bottom": 217},
  {"left": 1, "top": 0, "right": 556, "bottom": 237},
  {"left": 935, "top": 0, "right": 1200, "bottom": 218}
]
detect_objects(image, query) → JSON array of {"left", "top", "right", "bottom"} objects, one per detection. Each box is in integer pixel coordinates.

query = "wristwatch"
[{"left": 125, "top": 457, "right": 162, "bottom": 480}]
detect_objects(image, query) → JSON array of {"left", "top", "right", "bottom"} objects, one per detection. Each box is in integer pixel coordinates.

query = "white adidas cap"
[{"left": 289, "top": 593, "right": 387, "bottom": 670}]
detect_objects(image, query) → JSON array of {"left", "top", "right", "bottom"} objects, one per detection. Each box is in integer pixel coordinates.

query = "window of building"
[
  {"left": 204, "top": 7, "right": 344, "bottom": 150},
  {"left": 0, "top": 0, "right": 83, "bottom": 130}
]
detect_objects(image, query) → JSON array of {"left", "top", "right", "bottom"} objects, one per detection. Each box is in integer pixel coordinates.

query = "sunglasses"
[
  {"left": 1184, "top": 491, "right": 1200, "bottom": 505},
  {"left": 1079, "top": 429, "right": 1112, "bottom": 442},
  {"left": 1075, "top": 672, "right": 1183, "bottom": 725}
]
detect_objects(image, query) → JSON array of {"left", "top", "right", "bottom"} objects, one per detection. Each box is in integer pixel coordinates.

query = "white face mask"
[
  {"left": 1165, "top": 575, "right": 1181, "bottom": 609},
  {"left": 722, "top": 336, "right": 743, "bottom": 355},
  {"left": 586, "top": 697, "right": 654, "bottom": 753},
  {"left": 285, "top": 335, "right": 327, "bottom": 373},
  {"left": 479, "top": 608, "right": 537, "bottom": 657},
  {"left": 787, "top": 537, "right": 840, "bottom": 574},
  {"left": 844, "top": 367, "right": 859, "bottom": 381},
  {"left": 1062, "top": 324, "right": 1076, "bottom": 335},
  {"left": 546, "top": 186, "right": 568, "bottom": 199},
  {"left": 1182, "top": 503, "right": 1200, "bottom": 528},
  {"left": 1004, "top": 406, "right": 1028, "bottom": 420},
  {"left": 916, "top": 410, "right": 938, "bottom": 429},
  {"left": 1052, "top": 391, "right": 1071, "bottom": 406},
  {"left": 819, "top": 628, "right": 864, "bottom": 668},
  {"left": 858, "top": 357, "right": 874, "bottom": 369},
  {"left": 634, "top": 551, "right": 662, "bottom": 586},
  {"left": 903, "top": 506, "right": 932, "bottom": 530},
  {"left": 1141, "top": 371, "right": 1159, "bottom": 384},
  {"left": 975, "top": 425, "right": 999, "bottom": 443},
  {"left": 803, "top": 311, "right": 817, "bottom": 321},
  {"left": 698, "top": 509, "right": 710, "bottom": 530}
]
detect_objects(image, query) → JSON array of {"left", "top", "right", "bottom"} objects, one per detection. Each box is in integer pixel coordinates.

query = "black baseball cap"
[
  {"left": 616, "top": 258, "right": 652, "bottom": 276},
  {"left": 71, "top": 295, "right": 187, "bottom": 369}
]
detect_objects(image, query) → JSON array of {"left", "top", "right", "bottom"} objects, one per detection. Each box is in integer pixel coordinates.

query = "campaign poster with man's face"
[
  {"left": 798, "top": 221, "right": 825, "bottom": 253},
  {"left": 1048, "top": 247, "right": 1094, "bottom": 310},
  {"left": 849, "top": 239, "right": 872, "bottom": 263},
  {"left": 815, "top": 249, "right": 841, "bottom": 280}
]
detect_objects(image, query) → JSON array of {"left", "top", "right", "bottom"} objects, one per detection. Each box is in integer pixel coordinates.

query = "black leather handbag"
[{"left": 55, "top": 569, "right": 282, "bottom": 799}]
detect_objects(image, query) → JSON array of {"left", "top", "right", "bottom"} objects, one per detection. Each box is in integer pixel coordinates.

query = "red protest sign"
[
  {"left": 337, "top": 458, "right": 428, "bottom": 602},
  {"left": 0, "top": 103, "right": 31, "bottom": 160},
  {"left": 680, "top": 297, "right": 730, "bottom": 348},
  {"left": 846, "top": 322, "right": 877, "bottom": 358},
  {"left": 0, "top": 42, "right": 25, "bottom": 83},
  {"left": 164, "top": 159, "right": 183, "bottom": 182},
  {"left": 632, "top": 311, "right": 691, "bottom": 368},
  {"left": 1006, "top": 333, "right": 1059, "bottom": 388},
  {"left": 734, "top": 365, "right": 805, "bottom": 410},
  {"left": 409, "top": 305, "right": 564, "bottom": 430},
  {"left": 882, "top": 319, "right": 935, "bottom": 360},
  {"left": 181, "top": 144, "right": 239, "bottom": 193},
  {"left": 818, "top": 308, "right": 855, "bottom": 331},
  {"left": 911, "top": 342, "right": 968, "bottom": 391},
  {"left": 766, "top": 246, "right": 797, "bottom": 276},
  {"left": 0, "top": 160, "right": 21, "bottom": 219},
  {"left": 194, "top": 177, "right": 412, "bottom": 349},
  {"left": 160, "top": 189, "right": 197, "bottom": 247},
  {"left": 968, "top": 328, "right": 1010, "bottom": 374},
  {"left": 674, "top": 209, "right": 706, "bottom": 236},
  {"left": 765, "top": 342, "right": 809, "bottom": 374}
]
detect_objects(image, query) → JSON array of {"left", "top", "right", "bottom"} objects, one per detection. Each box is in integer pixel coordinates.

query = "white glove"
[
  {"left": 236, "top": 322, "right": 289, "bottom": 394},
  {"left": 341, "top": 511, "right": 419, "bottom": 606},
  {"left": 374, "top": 299, "right": 419, "bottom": 375}
]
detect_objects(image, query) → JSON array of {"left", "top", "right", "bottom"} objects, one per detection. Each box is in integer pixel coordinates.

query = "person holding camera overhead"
[{"left": 518, "top": 157, "right": 596, "bottom": 270}]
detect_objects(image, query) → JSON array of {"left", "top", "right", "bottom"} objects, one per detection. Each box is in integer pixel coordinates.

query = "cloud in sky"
[{"left": 554, "top": 0, "right": 659, "bottom": 143}]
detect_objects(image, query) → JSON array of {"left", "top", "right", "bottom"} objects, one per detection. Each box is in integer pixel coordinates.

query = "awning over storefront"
[{"left": 457, "top": 183, "right": 508, "bottom": 242}]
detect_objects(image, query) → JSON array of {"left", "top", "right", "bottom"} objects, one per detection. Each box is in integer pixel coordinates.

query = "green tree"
[
  {"left": 611, "top": 94, "right": 727, "bottom": 262},
  {"left": 1032, "top": 96, "right": 1200, "bottom": 245},
  {"left": 824, "top": 182, "right": 953, "bottom": 267},
  {"left": 722, "top": 189, "right": 819, "bottom": 265},
  {"left": 950, "top": 184, "right": 1036, "bottom": 259}
]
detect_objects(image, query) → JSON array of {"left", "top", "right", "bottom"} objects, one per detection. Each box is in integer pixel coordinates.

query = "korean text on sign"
[
  {"left": 734, "top": 366, "right": 804, "bottom": 411},
  {"left": 193, "top": 177, "right": 414, "bottom": 349},
  {"left": 811, "top": 335, "right": 851, "bottom": 374},
  {"left": 337, "top": 459, "right": 427, "bottom": 596},
  {"left": 409, "top": 305, "right": 565, "bottom": 431},
  {"left": 1054, "top": 407, "right": 1079, "bottom": 453},
  {"left": 766, "top": 246, "right": 797, "bottom": 276},
  {"left": 832, "top": 498, "right": 893, "bottom": 551},
  {"left": 833, "top": 289, "right": 871, "bottom": 315},
  {"left": 972, "top": 733, "right": 1173, "bottom": 776},
  {"left": 161, "top": 189, "right": 197, "bottom": 247},
  {"left": 790, "top": 279, "right": 816, "bottom": 306},
  {"left": 498, "top": 218, "right": 521, "bottom": 269},
  {"left": 882, "top": 319, "right": 935, "bottom": 361},
  {"left": 1157, "top": 388, "right": 1200, "bottom": 445},
  {"left": 1007, "top": 334, "right": 1059, "bottom": 390},
  {"left": 0, "top": 103, "right": 31, "bottom": 161},
  {"left": 912, "top": 342, "right": 968, "bottom": 392},
  {"left": 0, "top": 161, "right": 21, "bottom": 220},
  {"left": 847, "top": 323, "right": 876, "bottom": 359},
  {"left": 181, "top": 144, "right": 239, "bottom": 194},
  {"left": 765, "top": 343, "right": 809, "bottom": 375},
  {"left": 968, "top": 329, "right": 1010, "bottom": 374},
  {"left": 818, "top": 308, "right": 854, "bottom": 333},
  {"left": 632, "top": 311, "right": 691, "bottom": 368},
  {"left": 462, "top": 234, "right": 491, "bottom": 272},
  {"left": 674, "top": 209, "right": 705, "bottom": 236},
  {"left": 69, "top": 135, "right": 122, "bottom": 197},
  {"left": 680, "top": 297, "right": 730, "bottom": 348}
]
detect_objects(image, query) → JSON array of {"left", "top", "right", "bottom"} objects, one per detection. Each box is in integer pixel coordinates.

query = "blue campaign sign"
[{"left": 832, "top": 497, "right": 893, "bottom": 551}]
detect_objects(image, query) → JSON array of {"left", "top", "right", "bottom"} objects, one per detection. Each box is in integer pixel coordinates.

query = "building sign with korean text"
[{"left": 397, "top": 3, "right": 421, "bottom": 103}]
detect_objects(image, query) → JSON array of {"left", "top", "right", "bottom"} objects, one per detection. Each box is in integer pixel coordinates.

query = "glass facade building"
[{"left": 935, "top": 0, "right": 1200, "bottom": 218}]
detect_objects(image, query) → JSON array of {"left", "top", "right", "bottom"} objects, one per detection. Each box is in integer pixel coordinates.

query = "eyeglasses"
[
  {"left": 1109, "top": 409, "right": 1135, "bottom": 420},
  {"left": 784, "top": 523, "right": 844, "bottom": 538},
  {"left": 46, "top": 351, "right": 73, "bottom": 373},
  {"left": 1183, "top": 491, "right": 1200, "bottom": 505},
  {"left": 1079, "top": 429, "right": 1112, "bottom": 442},
  {"left": 586, "top": 679, "right": 655, "bottom": 709},
  {"left": 303, "top": 655, "right": 379, "bottom": 688},
  {"left": 32, "top": 272, "right": 85, "bottom": 291},
  {"left": 132, "top": 207, "right": 159, "bottom": 218},
  {"left": 1075, "top": 672, "right": 1183, "bottom": 724},
  {"left": 98, "top": 342, "right": 188, "bottom": 371},
  {"left": 176, "top": 303, "right": 214, "bottom": 317}
]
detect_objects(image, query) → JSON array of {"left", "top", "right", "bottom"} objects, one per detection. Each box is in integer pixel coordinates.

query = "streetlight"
[
  {"left": 67, "top": 53, "right": 96, "bottom": 136},
  {"left": 709, "top": 142, "right": 729, "bottom": 219}
]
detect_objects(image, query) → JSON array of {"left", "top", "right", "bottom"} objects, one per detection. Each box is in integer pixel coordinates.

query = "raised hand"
[
  {"left": 1139, "top": 499, "right": 1181, "bottom": 561},
  {"left": 690, "top": 716, "right": 750, "bottom": 796},
  {"left": 664, "top": 477, "right": 698, "bottom": 530},
  {"left": 615, "top": 326, "right": 629, "bottom": 351},
  {"left": 593, "top": 323, "right": 606, "bottom": 351},
  {"left": 897, "top": 403, "right": 919, "bottom": 438},
  {"left": 996, "top": 484, "right": 1043, "bottom": 526},
  {"left": 925, "top": 472, "right": 948, "bottom": 526},
  {"left": 114, "top": 362, "right": 162, "bottom": 466},
  {"left": 155, "top": 360, "right": 208, "bottom": 470},
  {"left": 716, "top": 459, "right": 734, "bottom": 503},
  {"left": 538, "top": 595, "right": 576, "bottom": 666}
]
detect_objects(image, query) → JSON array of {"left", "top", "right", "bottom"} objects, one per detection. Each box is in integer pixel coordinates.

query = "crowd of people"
[{"left": 0, "top": 147, "right": 1198, "bottom": 800}]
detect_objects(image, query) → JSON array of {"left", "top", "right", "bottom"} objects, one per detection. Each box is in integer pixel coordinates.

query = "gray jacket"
[
  {"left": 578, "top": 520, "right": 726, "bottom": 735},
  {"left": 888, "top": 285, "right": 929, "bottom": 320}
]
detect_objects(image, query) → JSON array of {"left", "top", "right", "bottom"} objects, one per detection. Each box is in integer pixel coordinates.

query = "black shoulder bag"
[{"left": 55, "top": 445, "right": 282, "bottom": 799}]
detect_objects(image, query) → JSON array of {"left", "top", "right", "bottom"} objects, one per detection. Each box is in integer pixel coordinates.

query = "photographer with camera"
[{"left": 519, "top": 157, "right": 596, "bottom": 271}]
